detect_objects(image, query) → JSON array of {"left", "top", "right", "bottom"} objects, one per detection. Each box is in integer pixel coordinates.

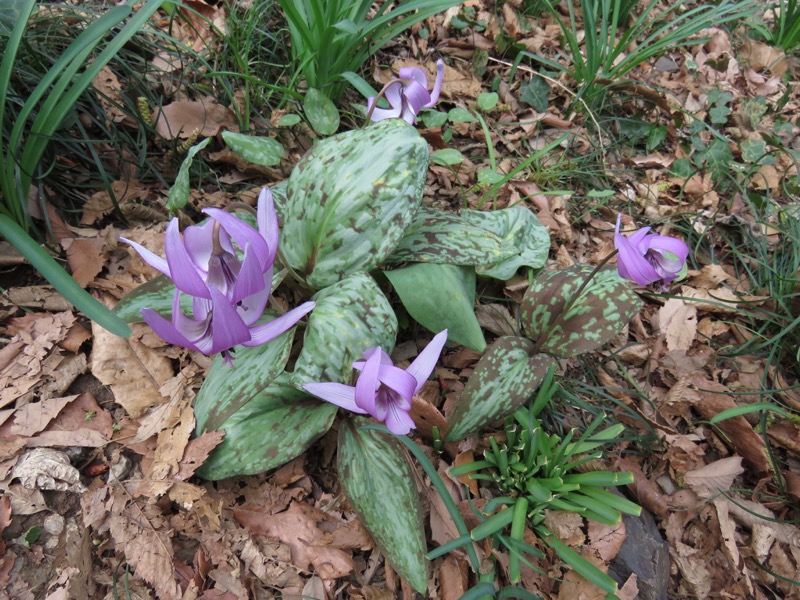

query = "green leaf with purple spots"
[
  {"left": 339, "top": 419, "right": 428, "bottom": 593},
  {"left": 445, "top": 337, "right": 555, "bottom": 441},
  {"left": 520, "top": 265, "right": 641, "bottom": 358},
  {"left": 291, "top": 272, "right": 397, "bottom": 387},
  {"left": 196, "top": 373, "right": 336, "bottom": 480},
  {"left": 386, "top": 207, "right": 516, "bottom": 266},
  {"left": 279, "top": 119, "right": 429, "bottom": 289}
]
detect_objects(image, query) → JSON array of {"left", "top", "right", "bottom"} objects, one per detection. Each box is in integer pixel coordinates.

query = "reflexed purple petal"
[
  {"left": 120, "top": 237, "right": 170, "bottom": 277},
  {"left": 237, "top": 268, "right": 272, "bottom": 326},
  {"left": 354, "top": 347, "right": 392, "bottom": 370},
  {"left": 206, "top": 286, "right": 251, "bottom": 353},
  {"left": 643, "top": 235, "right": 689, "bottom": 263},
  {"left": 230, "top": 244, "right": 267, "bottom": 304},
  {"left": 302, "top": 382, "right": 367, "bottom": 414},
  {"left": 164, "top": 220, "right": 212, "bottom": 298},
  {"left": 406, "top": 329, "right": 448, "bottom": 393},
  {"left": 614, "top": 217, "right": 660, "bottom": 285},
  {"left": 142, "top": 308, "right": 202, "bottom": 353},
  {"left": 403, "top": 81, "right": 432, "bottom": 116},
  {"left": 627, "top": 227, "right": 652, "bottom": 252},
  {"left": 181, "top": 220, "right": 216, "bottom": 272},
  {"left": 384, "top": 403, "right": 415, "bottom": 435},
  {"left": 398, "top": 66, "right": 428, "bottom": 88},
  {"left": 369, "top": 82, "right": 403, "bottom": 122},
  {"left": 203, "top": 208, "right": 270, "bottom": 269},
  {"left": 241, "top": 301, "right": 315, "bottom": 347},
  {"left": 355, "top": 348, "right": 382, "bottom": 416},
  {"left": 376, "top": 365, "right": 417, "bottom": 401},
  {"left": 256, "top": 188, "right": 279, "bottom": 266},
  {"left": 426, "top": 59, "right": 445, "bottom": 108}
]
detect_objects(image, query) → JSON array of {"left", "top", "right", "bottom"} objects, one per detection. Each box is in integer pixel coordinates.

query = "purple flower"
[
  {"left": 614, "top": 215, "right": 689, "bottom": 288},
  {"left": 121, "top": 188, "right": 314, "bottom": 364},
  {"left": 367, "top": 59, "right": 445, "bottom": 125},
  {"left": 303, "top": 330, "right": 448, "bottom": 435}
]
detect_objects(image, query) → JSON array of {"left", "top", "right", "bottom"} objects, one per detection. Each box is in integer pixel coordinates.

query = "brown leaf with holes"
[{"left": 90, "top": 319, "right": 174, "bottom": 418}]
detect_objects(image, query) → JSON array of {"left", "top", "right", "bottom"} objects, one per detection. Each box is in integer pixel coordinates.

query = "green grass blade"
[{"left": 0, "top": 215, "right": 130, "bottom": 337}]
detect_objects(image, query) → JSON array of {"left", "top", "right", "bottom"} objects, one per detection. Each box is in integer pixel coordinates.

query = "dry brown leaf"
[
  {"left": 658, "top": 298, "right": 697, "bottom": 352},
  {"left": 587, "top": 520, "right": 626, "bottom": 562},
  {"left": 175, "top": 430, "right": 226, "bottom": 481},
  {"left": 680, "top": 285, "right": 743, "bottom": 314},
  {"left": 155, "top": 98, "right": 238, "bottom": 140},
  {"left": 26, "top": 393, "right": 112, "bottom": 449},
  {"left": 2, "top": 285, "right": 73, "bottom": 312},
  {"left": 438, "top": 556, "right": 467, "bottom": 600},
  {"left": 475, "top": 303, "right": 517, "bottom": 337},
  {"left": 92, "top": 66, "right": 128, "bottom": 124},
  {"left": 107, "top": 486, "right": 181, "bottom": 600},
  {"left": 90, "top": 320, "right": 174, "bottom": 418},
  {"left": 11, "top": 448, "right": 86, "bottom": 493},
  {"left": 235, "top": 501, "right": 354, "bottom": 580},
  {"left": 684, "top": 456, "right": 744, "bottom": 496},
  {"left": 740, "top": 39, "right": 788, "bottom": 76}
]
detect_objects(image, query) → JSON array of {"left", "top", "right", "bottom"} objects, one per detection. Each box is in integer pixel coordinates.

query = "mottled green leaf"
[
  {"left": 520, "top": 265, "right": 642, "bottom": 358},
  {"left": 461, "top": 205, "right": 550, "bottom": 280},
  {"left": 166, "top": 137, "right": 210, "bottom": 213},
  {"left": 291, "top": 272, "right": 397, "bottom": 387},
  {"left": 197, "top": 373, "right": 336, "bottom": 480},
  {"left": 339, "top": 420, "right": 428, "bottom": 593},
  {"left": 280, "top": 119, "right": 429, "bottom": 289},
  {"left": 194, "top": 321, "right": 294, "bottom": 433},
  {"left": 303, "top": 87, "right": 340, "bottom": 135},
  {"left": 221, "top": 130, "right": 285, "bottom": 166},
  {"left": 387, "top": 207, "right": 516, "bottom": 267},
  {"left": 384, "top": 263, "right": 485, "bottom": 352},
  {"left": 445, "top": 337, "right": 554, "bottom": 441}
]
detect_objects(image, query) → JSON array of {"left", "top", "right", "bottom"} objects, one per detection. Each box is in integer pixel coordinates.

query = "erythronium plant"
[
  {"left": 366, "top": 59, "right": 445, "bottom": 124},
  {"left": 121, "top": 188, "right": 315, "bottom": 365},
  {"left": 304, "top": 329, "right": 447, "bottom": 434},
  {"left": 115, "top": 119, "right": 670, "bottom": 594},
  {"left": 614, "top": 214, "right": 689, "bottom": 288}
]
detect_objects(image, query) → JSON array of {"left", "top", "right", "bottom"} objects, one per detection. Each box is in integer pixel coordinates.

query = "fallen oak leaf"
[{"left": 684, "top": 456, "right": 744, "bottom": 497}]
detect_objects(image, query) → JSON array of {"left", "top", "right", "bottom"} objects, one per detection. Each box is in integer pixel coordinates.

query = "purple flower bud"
[
  {"left": 121, "top": 188, "right": 314, "bottom": 364},
  {"left": 614, "top": 215, "right": 689, "bottom": 289},
  {"left": 303, "top": 330, "right": 448, "bottom": 435},
  {"left": 367, "top": 59, "right": 445, "bottom": 125}
]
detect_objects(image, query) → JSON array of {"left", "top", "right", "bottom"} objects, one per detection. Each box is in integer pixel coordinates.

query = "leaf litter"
[{"left": 1, "top": 1, "right": 800, "bottom": 598}]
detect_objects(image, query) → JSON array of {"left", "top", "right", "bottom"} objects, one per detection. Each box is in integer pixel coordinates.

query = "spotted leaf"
[
  {"left": 291, "top": 272, "right": 397, "bottom": 387},
  {"left": 280, "top": 119, "right": 429, "bottom": 289},
  {"left": 386, "top": 207, "right": 516, "bottom": 266},
  {"left": 339, "top": 419, "right": 428, "bottom": 593},
  {"left": 521, "top": 265, "right": 642, "bottom": 358},
  {"left": 197, "top": 373, "right": 336, "bottom": 480},
  {"left": 445, "top": 337, "right": 555, "bottom": 441}
]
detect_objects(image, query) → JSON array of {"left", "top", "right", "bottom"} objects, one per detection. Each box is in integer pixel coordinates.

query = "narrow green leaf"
[
  {"left": 281, "top": 119, "right": 428, "bottom": 288},
  {"left": 709, "top": 402, "right": 787, "bottom": 423},
  {"left": 339, "top": 420, "right": 428, "bottom": 593},
  {"left": 221, "top": 130, "right": 285, "bottom": 166},
  {"left": 521, "top": 265, "right": 642, "bottom": 358},
  {"left": 166, "top": 138, "right": 211, "bottom": 213},
  {"left": 461, "top": 205, "right": 550, "bottom": 280},
  {"left": 197, "top": 373, "right": 336, "bottom": 480},
  {"left": 445, "top": 337, "right": 555, "bottom": 441},
  {"left": 291, "top": 272, "right": 397, "bottom": 386},
  {"left": 303, "top": 87, "right": 340, "bottom": 135},
  {"left": 384, "top": 263, "right": 486, "bottom": 352},
  {"left": 471, "top": 507, "right": 515, "bottom": 541},
  {"left": 542, "top": 534, "right": 618, "bottom": 594}
]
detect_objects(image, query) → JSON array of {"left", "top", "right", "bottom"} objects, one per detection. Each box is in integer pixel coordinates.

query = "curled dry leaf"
[
  {"left": 11, "top": 448, "right": 86, "bottom": 493},
  {"left": 684, "top": 456, "right": 744, "bottom": 497}
]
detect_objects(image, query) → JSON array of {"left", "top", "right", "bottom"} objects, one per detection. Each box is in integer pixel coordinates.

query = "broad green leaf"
[
  {"left": 194, "top": 321, "right": 294, "bottom": 433},
  {"left": 166, "top": 137, "right": 210, "bottom": 213},
  {"left": 420, "top": 109, "right": 448, "bottom": 128},
  {"left": 477, "top": 92, "right": 499, "bottom": 111},
  {"left": 462, "top": 205, "right": 550, "bottom": 280},
  {"left": 384, "top": 263, "right": 485, "bottom": 352},
  {"left": 113, "top": 275, "right": 191, "bottom": 323},
  {"left": 303, "top": 87, "right": 340, "bottom": 135},
  {"left": 280, "top": 119, "right": 429, "bottom": 288},
  {"left": 221, "top": 130, "right": 285, "bottom": 166},
  {"left": 278, "top": 114, "right": 302, "bottom": 127},
  {"left": 445, "top": 337, "right": 555, "bottom": 441},
  {"left": 448, "top": 107, "right": 476, "bottom": 123},
  {"left": 291, "top": 272, "right": 397, "bottom": 386},
  {"left": 339, "top": 420, "right": 428, "bottom": 593},
  {"left": 197, "top": 373, "right": 336, "bottom": 480},
  {"left": 387, "top": 207, "right": 516, "bottom": 267},
  {"left": 520, "top": 265, "right": 642, "bottom": 358},
  {"left": 520, "top": 77, "right": 549, "bottom": 111},
  {"left": 431, "top": 148, "right": 464, "bottom": 166}
]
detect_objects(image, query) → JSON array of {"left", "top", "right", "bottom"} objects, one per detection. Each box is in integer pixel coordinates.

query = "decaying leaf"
[
  {"left": 11, "top": 448, "right": 86, "bottom": 493},
  {"left": 684, "top": 456, "right": 744, "bottom": 497}
]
